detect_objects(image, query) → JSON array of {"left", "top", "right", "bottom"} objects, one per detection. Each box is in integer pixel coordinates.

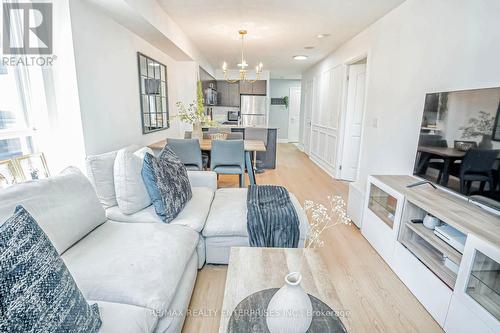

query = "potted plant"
[
  {"left": 460, "top": 111, "right": 495, "bottom": 149},
  {"left": 176, "top": 81, "right": 217, "bottom": 139}
]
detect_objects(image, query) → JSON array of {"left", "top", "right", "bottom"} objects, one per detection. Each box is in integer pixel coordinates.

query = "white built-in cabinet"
[
  {"left": 362, "top": 176, "right": 404, "bottom": 268},
  {"left": 362, "top": 175, "right": 500, "bottom": 331},
  {"left": 445, "top": 234, "right": 500, "bottom": 333},
  {"left": 309, "top": 65, "right": 345, "bottom": 176}
]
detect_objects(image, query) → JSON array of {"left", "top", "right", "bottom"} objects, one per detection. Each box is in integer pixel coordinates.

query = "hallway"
[{"left": 184, "top": 144, "right": 442, "bottom": 333}]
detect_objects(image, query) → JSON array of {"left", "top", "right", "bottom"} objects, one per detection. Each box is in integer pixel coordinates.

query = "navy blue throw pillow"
[
  {"left": 0, "top": 206, "right": 101, "bottom": 333},
  {"left": 141, "top": 147, "right": 192, "bottom": 222}
]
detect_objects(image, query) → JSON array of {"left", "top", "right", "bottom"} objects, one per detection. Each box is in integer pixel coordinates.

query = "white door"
[
  {"left": 340, "top": 63, "right": 366, "bottom": 181},
  {"left": 288, "top": 87, "right": 301, "bottom": 142},
  {"left": 302, "top": 80, "right": 313, "bottom": 154}
]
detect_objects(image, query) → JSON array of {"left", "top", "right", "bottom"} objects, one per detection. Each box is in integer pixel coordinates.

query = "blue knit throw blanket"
[{"left": 247, "top": 185, "right": 300, "bottom": 248}]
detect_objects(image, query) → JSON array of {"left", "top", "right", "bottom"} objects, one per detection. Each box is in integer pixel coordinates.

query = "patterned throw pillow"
[
  {"left": 0, "top": 206, "right": 102, "bottom": 333},
  {"left": 142, "top": 147, "right": 192, "bottom": 222}
]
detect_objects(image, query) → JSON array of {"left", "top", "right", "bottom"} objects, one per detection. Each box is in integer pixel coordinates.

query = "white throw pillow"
[
  {"left": 86, "top": 150, "right": 119, "bottom": 208},
  {"left": 114, "top": 147, "right": 153, "bottom": 214}
]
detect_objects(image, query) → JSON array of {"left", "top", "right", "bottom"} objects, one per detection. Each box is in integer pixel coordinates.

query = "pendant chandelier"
[{"left": 222, "top": 30, "right": 263, "bottom": 83}]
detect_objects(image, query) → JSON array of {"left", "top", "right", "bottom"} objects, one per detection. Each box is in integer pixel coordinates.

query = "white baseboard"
[
  {"left": 309, "top": 155, "right": 336, "bottom": 178},
  {"left": 277, "top": 139, "right": 289, "bottom": 143}
]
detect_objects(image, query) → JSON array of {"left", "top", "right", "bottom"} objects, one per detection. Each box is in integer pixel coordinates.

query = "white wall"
[
  {"left": 69, "top": 0, "right": 198, "bottom": 155},
  {"left": 301, "top": 0, "right": 500, "bottom": 219},
  {"left": 268, "top": 79, "right": 301, "bottom": 140}
]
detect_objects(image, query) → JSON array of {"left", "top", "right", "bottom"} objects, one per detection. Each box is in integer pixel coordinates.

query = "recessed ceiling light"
[
  {"left": 317, "top": 33, "right": 331, "bottom": 38},
  {"left": 293, "top": 55, "right": 308, "bottom": 60},
  {"left": 304, "top": 46, "right": 315, "bottom": 50}
]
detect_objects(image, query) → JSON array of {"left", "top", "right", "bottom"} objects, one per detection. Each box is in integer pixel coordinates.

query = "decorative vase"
[
  {"left": 266, "top": 272, "right": 313, "bottom": 333},
  {"left": 192, "top": 123, "right": 203, "bottom": 140},
  {"left": 479, "top": 134, "right": 493, "bottom": 149}
]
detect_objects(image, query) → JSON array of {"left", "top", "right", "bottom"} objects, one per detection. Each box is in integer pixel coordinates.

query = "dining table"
[
  {"left": 417, "top": 146, "right": 466, "bottom": 185},
  {"left": 148, "top": 139, "right": 267, "bottom": 185}
]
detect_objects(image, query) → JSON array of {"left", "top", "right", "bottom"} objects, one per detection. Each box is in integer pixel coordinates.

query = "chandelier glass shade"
[{"left": 222, "top": 30, "right": 263, "bottom": 83}]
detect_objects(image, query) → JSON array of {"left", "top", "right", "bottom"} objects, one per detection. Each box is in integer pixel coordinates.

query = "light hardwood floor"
[{"left": 182, "top": 143, "right": 443, "bottom": 333}]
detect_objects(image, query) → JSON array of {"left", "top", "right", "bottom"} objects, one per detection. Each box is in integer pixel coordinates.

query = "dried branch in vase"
[{"left": 303, "top": 195, "right": 351, "bottom": 249}]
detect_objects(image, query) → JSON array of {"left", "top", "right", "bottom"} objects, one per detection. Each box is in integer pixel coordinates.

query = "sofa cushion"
[
  {"left": 106, "top": 187, "right": 214, "bottom": 232},
  {"left": 95, "top": 301, "right": 157, "bottom": 333},
  {"left": 142, "top": 149, "right": 192, "bottom": 223},
  {"left": 203, "top": 188, "right": 309, "bottom": 238},
  {"left": 86, "top": 150, "right": 119, "bottom": 208},
  {"left": 0, "top": 167, "right": 106, "bottom": 254},
  {"left": 0, "top": 206, "right": 101, "bottom": 333},
  {"left": 114, "top": 147, "right": 153, "bottom": 214},
  {"left": 62, "top": 221, "right": 199, "bottom": 312}
]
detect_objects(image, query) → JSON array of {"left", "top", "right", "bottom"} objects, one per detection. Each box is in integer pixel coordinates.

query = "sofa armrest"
[{"left": 187, "top": 171, "right": 217, "bottom": 192}]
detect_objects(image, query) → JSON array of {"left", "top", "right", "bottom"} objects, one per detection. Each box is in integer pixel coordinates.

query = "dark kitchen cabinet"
[
  {"left": 217, "top": 81, "right": 240, "bottom": 106},
  {"left": 239, "top": 80, "right": 253, "bottom": 95},
  {"left": 252, "top": 80, "right": 267, "bottom": 95},
  {"left": 239, "top": 80, "right": 267, "bottom": 95}
]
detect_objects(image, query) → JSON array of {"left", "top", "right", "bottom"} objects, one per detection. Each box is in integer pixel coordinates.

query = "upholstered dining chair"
[
  {"left": 166, "top": 138, "right": 203, "bottom": 171},
  {"left": 449, "top": 149, "right": 499, "bottom": 195},
  {"left": 210, "top": 140, "right": 245, "bottom": 187}
]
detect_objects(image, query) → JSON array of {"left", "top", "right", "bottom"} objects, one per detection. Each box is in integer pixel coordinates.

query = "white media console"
[{"left": 362, "top": 175, "right": 500, "bottom": 332}]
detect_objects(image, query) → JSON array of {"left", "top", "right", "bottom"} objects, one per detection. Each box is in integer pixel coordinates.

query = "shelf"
[
  {"left": 405, "top": 222, "right": 462, "bottom": 264},
  {"left": 400, "top": 236, "right": 457, "bottom": 289}
]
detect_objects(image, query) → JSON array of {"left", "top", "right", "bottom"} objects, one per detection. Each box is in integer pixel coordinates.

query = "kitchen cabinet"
[
  {"left": 217, "top": 81, "right": 240, "bottom": 106},
  {"left": 239, "top": 80, "right": 267, "bottom": 95},
  {"left": 252, "top": 80, "right": 267, "bottom": 95}
]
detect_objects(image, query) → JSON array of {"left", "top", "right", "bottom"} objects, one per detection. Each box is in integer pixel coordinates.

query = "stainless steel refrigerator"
[{"left": 240, "top": 95, "right": 268, "bottom": 127}]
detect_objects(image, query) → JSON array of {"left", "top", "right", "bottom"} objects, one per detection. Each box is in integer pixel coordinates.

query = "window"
[{"left": 0, "top": 65, "right": 36, "bottom": 160}]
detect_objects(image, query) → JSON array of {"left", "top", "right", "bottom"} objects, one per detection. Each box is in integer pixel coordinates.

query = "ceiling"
[{"left": 157, "top": 0, "right": 404, "bottom": 78}]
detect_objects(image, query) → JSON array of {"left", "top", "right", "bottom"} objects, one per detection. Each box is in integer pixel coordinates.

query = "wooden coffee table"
[{"left": 219, "top": 247, "right": 347, "bottom": 332}]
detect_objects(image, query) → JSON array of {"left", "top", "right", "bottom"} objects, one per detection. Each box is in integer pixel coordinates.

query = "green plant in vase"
[{"left": 175, "top": 81, "right": 218, "bottom": 139}]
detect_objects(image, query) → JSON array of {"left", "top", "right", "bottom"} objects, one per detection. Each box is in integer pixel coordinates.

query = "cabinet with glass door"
[
  {"left": 445, "top": 234, "right": 500, "bottom": 333},
  {"left": 361, "top": 176, "right": 405, "bottom": 266}
]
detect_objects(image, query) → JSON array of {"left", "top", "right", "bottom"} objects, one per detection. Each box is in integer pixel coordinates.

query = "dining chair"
[
  {"left": 418, "top": 139, "right": 448, "bottom": 179},
  {"left": 210, "top": 140, "right": 245, "bottom": 187},
  {"left": 166, "top": 138, "right": 203, "bottom": 171},
  {"left": 244, "top": 127, "right": 268, "bottom": 173},
  {"left": 449, "top": 149, "right": 499, "bottom": 195},
  {"left": 184, "top": 132, "right": 210, "bottom": 168}
]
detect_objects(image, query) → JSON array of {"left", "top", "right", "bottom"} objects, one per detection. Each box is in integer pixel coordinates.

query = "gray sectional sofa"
[{"left": 0, "top": 146, "right": 308, "bottom": 333}]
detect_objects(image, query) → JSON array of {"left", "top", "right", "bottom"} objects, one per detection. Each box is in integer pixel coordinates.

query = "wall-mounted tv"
[{"left": 414, "top": 87, "right": 500, "bottom": 209}]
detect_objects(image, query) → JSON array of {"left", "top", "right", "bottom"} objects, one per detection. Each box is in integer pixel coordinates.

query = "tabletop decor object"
[
  {"left": 266, "top": 272, "right": 312, "bottom": 333},
  {"left": 265, "top": 195, "right": 351, "bottom": 333},
  {"left": 0, "top": 159, "right": 21, "bottom": 188},
  {"left": 229, "top": 288, "right": 347, "bottom": 333},
  {"left": 209, "top": 132, "right": 228, "bottom": 141},
  {"left": 14, "top": 153, "right": 50, "bottom": 181}
]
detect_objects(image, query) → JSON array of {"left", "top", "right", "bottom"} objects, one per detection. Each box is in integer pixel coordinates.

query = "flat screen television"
[{"left": 414, "top": 87, "right": 500, "bottom": 210}]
